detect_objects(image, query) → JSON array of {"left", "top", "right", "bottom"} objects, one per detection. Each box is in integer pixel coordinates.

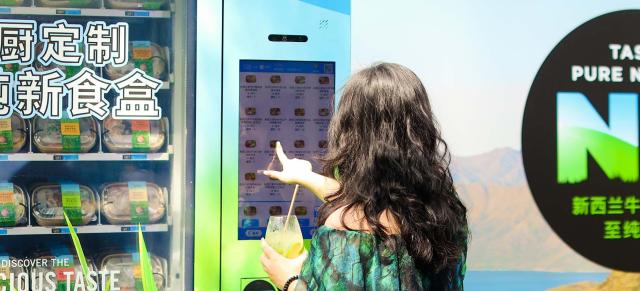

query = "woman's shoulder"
[
  {"left": 301, "top": 209, "right": 435, "bottom": 291},
  {"left": 324, "top": 206, "right": 401, "bottom": 235}
]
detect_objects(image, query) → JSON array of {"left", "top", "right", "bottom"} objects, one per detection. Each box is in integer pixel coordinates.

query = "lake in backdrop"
[{"left": 465, "top": 271, "right": 609, "bottom": 291}]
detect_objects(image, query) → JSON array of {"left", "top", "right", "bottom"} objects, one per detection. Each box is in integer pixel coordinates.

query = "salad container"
[
  {"left": 0, "top": 184, "right": 28, "bottom": 227},
  {"left": 105, "top": 0, "right": 168, "bottom": 10},
  {"left": 31, "top": 183, "right": 97, "bottom": 226},
  {"left": 32, "top": 116, "right": 98, "bottom": 153},
  {"left": 0, "top": 113, "right": 27, "bottom": 153},
  {"left": 101, "top": 182, "right": 166, "bottom": 224},
  {"left": 99, "top": 252, "right": 167, "bottom": 291},
  {"left": 0, "top": 0, "right": 28, "bottom": 6},
  {"left": 105, "top": 42, "right": 167, "bottom": 80},
  {"left": 102, "top": 117, "right": 167, "bottom": 153},
  {"left": 35, "top": 0, "right": 99, "bottom": 8},
  {"left": 34, "top": 42, "right": 95, "bottom": 78}
]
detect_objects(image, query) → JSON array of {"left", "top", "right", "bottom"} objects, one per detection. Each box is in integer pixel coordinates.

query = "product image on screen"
[{"left": 238, "top": 60, "right": 335, "bottom": 240}]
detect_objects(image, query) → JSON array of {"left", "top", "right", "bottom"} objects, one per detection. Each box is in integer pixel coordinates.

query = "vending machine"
[
  {"left": 0, "top": 0, "right": 196, "bottom": 290},
  {"left": 193, "top": 1, "right": 351, "bottom": 290}
]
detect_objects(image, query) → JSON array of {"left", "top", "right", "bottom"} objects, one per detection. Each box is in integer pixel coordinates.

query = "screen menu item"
[{"left": 238, "top": 60, "right": 335, "bottom": 240}]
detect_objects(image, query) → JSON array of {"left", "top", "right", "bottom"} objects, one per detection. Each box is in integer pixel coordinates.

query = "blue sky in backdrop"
[{"left": 351, "top": 0, "right": 639, "bottom": 156}]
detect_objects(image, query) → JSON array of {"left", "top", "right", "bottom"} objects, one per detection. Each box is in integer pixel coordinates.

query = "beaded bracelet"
[{"left": 283, "top": 275, "right": 299, "bottom": 291}]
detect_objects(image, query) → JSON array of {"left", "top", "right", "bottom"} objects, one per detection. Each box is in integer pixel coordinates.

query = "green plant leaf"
[
  {"left": 64, "top": 211, "right": 90, "bottom": 286},
  {"left": 138, "top": 224, "right": 158, "bottom": 291}
]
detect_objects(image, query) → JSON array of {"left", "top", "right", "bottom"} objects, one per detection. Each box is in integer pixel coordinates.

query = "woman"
[{"left": 261, "top": 63, "right": 468, "bottom": 290}]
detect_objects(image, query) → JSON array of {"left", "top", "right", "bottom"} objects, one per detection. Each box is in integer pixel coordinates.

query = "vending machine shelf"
[
  {"left": 0, "top": 6, "right": 171, "bottom": 18},
  {"left": 0, "top": 223, "right": 169, "bottom": 236},
  {"left": 0, "top": 151, "right": 172, "bottom": 162}
]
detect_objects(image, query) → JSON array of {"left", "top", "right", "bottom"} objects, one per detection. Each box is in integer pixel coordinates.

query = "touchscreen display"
[{"left": 238, "top": 60, "right": 335, "bottom": 240}]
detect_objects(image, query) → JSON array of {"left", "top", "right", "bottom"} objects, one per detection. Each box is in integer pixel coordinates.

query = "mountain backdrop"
[{"left": 451, "top": 148, "right": 606, "bottom": 272}]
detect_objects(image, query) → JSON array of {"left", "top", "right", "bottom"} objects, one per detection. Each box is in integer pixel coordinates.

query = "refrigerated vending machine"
[
  {"left": 193, "top": 1, "right": 351, "bottom": 290},
  {"left": 0, "top": 0, "right": 196, "bottom": 290}
]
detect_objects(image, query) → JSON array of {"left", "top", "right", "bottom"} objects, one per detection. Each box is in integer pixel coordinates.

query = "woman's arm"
[
  {"left": 296, "top": 171, "right": 340, "bottom": 201},
  {"left": 261, "top": 142, "right": 340, "bottom": 201}
]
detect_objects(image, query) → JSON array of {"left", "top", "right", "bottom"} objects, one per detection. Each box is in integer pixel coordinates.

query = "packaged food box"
[
  {"left": 105, "top": 42, "right": 167, "bottom": 80},
  {"left": 31, "top": 252, "right": 97, "bottom": 291},
  {"left": 31, "top": 183, "right": 97, "bottom": 226},
  {"left": 105, "top": 0, "right": 168, "bottom": 10},
  {"left": 98, "top": 252, "right": 167, "bottom": 291},
  {"left": 101, "top": 182, "right": 166, "bottom": 225},
  {"left": 0, "top": 64, "right": 24, "bottom": 73},
  {"left": 34, "top": 42, "right": 94, "bottom": 78},
  {"left": 0, "top": 0, "right": 29, "bottom": 6},
  {"left": 102, "top": 118, "right": 167, "bottom": 153},
  {"left": 0, "top": 113, "right": 27, "bottom": 153},
  {"left": 35, "top": 0, "right": 99, "bottom": 8},
  {"left": 0, "top": 255, "right": 27, "bottom": 290},
  {"left": 0, "top": 183, "right": 28, "bottom": 227},
  {"left": 32, "top": 116, "right": 98, "bottom": 153}
]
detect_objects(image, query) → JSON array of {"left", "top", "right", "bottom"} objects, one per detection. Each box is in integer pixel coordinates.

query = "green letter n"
[{"left": 557, "top": 92, "right": 638, "bottom": 183}]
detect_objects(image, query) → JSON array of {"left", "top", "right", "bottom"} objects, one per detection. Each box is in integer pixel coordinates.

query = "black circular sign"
[
  {"left": 523, "top": 10, "right": 640, "bottom": 271},
  {"left": 243, "top": 280, "right": 276, "bottom": 291}
]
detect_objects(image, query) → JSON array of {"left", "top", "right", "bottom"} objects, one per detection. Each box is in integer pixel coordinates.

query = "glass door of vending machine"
[{"left": 0, "top": 0, "right": 195, "bottom": 290}]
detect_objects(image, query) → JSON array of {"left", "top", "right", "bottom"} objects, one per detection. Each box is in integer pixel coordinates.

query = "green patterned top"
[{"left": 294, "top": 225, "right": 466, "bottom": 291}]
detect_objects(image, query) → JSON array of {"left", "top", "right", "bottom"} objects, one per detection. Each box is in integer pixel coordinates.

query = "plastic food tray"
[
  {"left": 32, "top": 116, "right": 98, "bottom": 153},
  {"left": 0, "top": 0, "right": 29, "bottom": 6},
  {"left": 31, "top": 183, "right": 98, "bottom": 226},
  {"left": 102, "top": 118, "right": 167, "bottom": 153},
  {"left": 35, "top": 0, "right": 99, "bottom": 8},
  {"left": 101, "top": 182, "right": 166, "bottom": 224},
  {"left": 0, "top": 113, "right": 28, "bottom": 153},
  {"left": 34, "top": 42, "right": 95, "bottom": 77},
  {"left": 99, "top": 252, "right": 167, "bottom": 291},
  {"left": 105, "top": 0, "right": 168, "bottom": 10},
  {"left": 0, "top": 184, "right": 28, "bottom": 226},
  {"left": 105, "top": 42, "right": 167, "bottom": 80}
]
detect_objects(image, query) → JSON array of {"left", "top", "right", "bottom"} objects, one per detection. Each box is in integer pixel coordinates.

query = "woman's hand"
[
  {"left": 261, "top": 141, "right": 313, "bottom": 185},
  {"left": 260, "top": 238, "right": 308, "bottom": 290},
  {"left": 261, "top": 141, "right": 340, "bottom": 201}
]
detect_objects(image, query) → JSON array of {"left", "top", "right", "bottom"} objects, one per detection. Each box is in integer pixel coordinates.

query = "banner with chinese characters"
[{"left": 0, "top": 19, "right": 163, "bottom": 121}]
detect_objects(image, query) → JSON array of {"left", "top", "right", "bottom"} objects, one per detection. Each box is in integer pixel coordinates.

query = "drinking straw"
[{"left": 284, "top": 184, "right": 300, "bottom": 230}]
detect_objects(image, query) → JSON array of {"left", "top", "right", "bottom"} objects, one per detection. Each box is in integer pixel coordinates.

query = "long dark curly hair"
[{"left": 319, "top": 63, "right": 468, "bottom": 281}]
